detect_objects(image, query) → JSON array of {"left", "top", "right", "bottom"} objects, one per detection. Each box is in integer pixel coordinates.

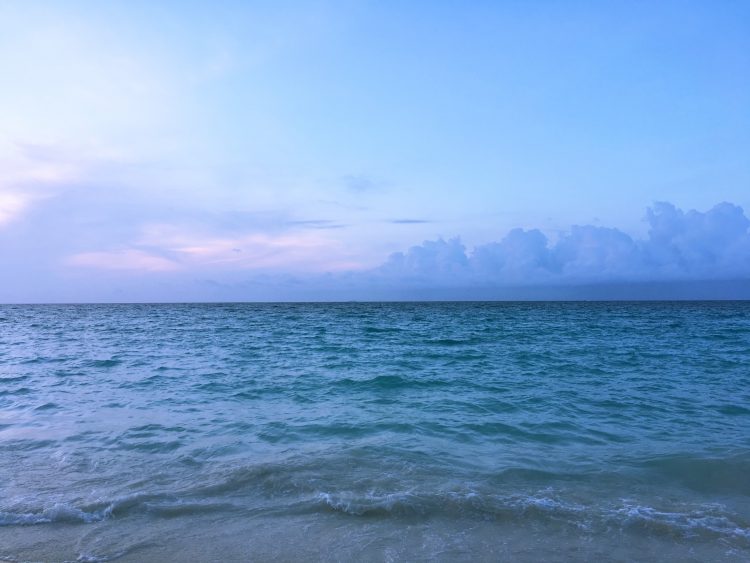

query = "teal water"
[{"left": 1, "top": 302, "right": 749, "bottom": 561}]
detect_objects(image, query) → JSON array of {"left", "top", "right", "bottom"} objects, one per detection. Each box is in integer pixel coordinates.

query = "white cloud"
[
  {"left": 373, "top": 202, "right": 750, "bottom": 285},
  {"left": 0, "top": 142, "right": 84, "bottom": 226},
  {"left": 643, "top": 202, "right": 750, "bottom": 278},
  {"left": 380, "top": 238, "right": 469, "bottom": 278}
]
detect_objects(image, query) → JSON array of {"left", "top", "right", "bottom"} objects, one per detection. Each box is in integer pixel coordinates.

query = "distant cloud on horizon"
[
  {"left": 1, "top": 200, "right": 749, "bottom": 303},
  {"left": 370, "top": 202, "right": 750, "bottom": 287}
]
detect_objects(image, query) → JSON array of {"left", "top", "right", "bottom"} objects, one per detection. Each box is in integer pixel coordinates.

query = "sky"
[{"left": 1, "top": 0, "right": 749, "bottom": 302}]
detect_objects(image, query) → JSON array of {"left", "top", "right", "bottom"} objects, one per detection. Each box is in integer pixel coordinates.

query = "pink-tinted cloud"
[
  {"left": 66, "top": 225, "right": 368, "bottom": 275},
  {"left": 67, "top": 249, "right": 179, "bottom": 272}
]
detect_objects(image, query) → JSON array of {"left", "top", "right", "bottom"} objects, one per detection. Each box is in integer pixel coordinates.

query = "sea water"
[{"left": 1, "top": 302, "right": 749, "bottom": 561}]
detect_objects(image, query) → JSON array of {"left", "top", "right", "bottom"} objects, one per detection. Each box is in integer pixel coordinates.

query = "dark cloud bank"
[{"left": 269, "top": 201, "right": 750, "bottom": 301}]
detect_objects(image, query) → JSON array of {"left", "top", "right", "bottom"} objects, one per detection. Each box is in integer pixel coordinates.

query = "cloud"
[
  {"left": 342, "top": 174, "right": 381, "bottom": 193},
  {"left": 4, "top": 200, "right": 749, "bottom": 303},
  {"left": 68, "top": 249, "right": 179, "bottom": 272},
  {"left": 0, "top": 191, "right": 29, "bottom": 226},
  {"left": 66, "top": 224, "right": 366, "bottom": 274},
  {"left": 373, "top": 202, "right": 750, "bottom": 286},
  {"left": 390, "top": 218, "right": 432, "bottom": 224},
  {"left": 642, "top": 202, "right": 750, "bottom": 278},
  {"left": 0, "top": 142, "right": 83, "bottom": 226},
  {"left": 380, "top": 238, "right": 469, "bottom": 278},
  {"left": 287, "top": 219, "right": 348, "bottom": 229},
  {"left": 470, "top": 228, "right": 553, "bottom": 283}
]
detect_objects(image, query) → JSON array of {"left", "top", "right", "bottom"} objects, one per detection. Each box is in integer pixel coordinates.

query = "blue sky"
[{"left": 1, "top": 1, "right": 749, "bottom": 301}]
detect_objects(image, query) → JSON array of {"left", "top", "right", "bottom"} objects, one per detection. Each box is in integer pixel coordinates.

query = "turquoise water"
[{"left": 1, "top": 302, "right": 749, "bottom": 561}]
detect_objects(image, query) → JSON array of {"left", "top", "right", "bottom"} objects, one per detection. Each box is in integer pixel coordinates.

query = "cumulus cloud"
[
  {"left": 373, "top": 202, "right": 750, "bottom": 286},
  {"left": 381, "top": 238, "right": 469, "bottom": 278}
]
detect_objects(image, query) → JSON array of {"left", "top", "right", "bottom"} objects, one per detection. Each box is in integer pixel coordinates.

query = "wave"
[
  {"left": 632, "top": 453, "right": 750, "bottom": 495},
  {"left": 83, "top": 359, "right": 122, "bottom": 369},
  {"left": 2, "top": 457, "right": 748, "bottom": 548},
  {"left": 0, "top": 495, "right": 234, "bottom": 527},
  {"left": 311, "top": 490, "right": 750, "bottom": 544},
  {"left": 3, "top": 490, "right": 747, "bottom": 548},
  {"left": 0, "top": 375, "right": 29, "bottom": 383},
  {"left": 614, "top": 502, "right": 750, "bottom": 542},
  {"left": 0, "top": 504, "right": 102, "bottom": 526},
  {"left": 362, "top": 326, "right": 404, "bottom": 334},
  {"left": 0, "top": 387, "right": 32, "bottom": 397},
  {"left": 334, "top": 374, "right": 452, "bottom": 391}
]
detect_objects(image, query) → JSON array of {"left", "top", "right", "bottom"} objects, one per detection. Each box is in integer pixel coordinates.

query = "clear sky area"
[{"left": 1, "top": 1, "right": 748, "bottom": 301}]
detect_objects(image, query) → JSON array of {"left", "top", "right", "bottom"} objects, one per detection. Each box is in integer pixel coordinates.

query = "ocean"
[{"left": 1, "top": 302, "right": 749, "bottom": 562}]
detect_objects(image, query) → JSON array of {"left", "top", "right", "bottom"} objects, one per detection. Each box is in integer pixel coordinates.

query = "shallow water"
[{"left": 1, "top": 302, "right": 749, "bottom": 561}]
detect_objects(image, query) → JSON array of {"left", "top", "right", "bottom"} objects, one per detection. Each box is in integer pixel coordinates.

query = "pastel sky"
[{"left": 1, "top": 1, "right": 749, "bottom": 302}]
